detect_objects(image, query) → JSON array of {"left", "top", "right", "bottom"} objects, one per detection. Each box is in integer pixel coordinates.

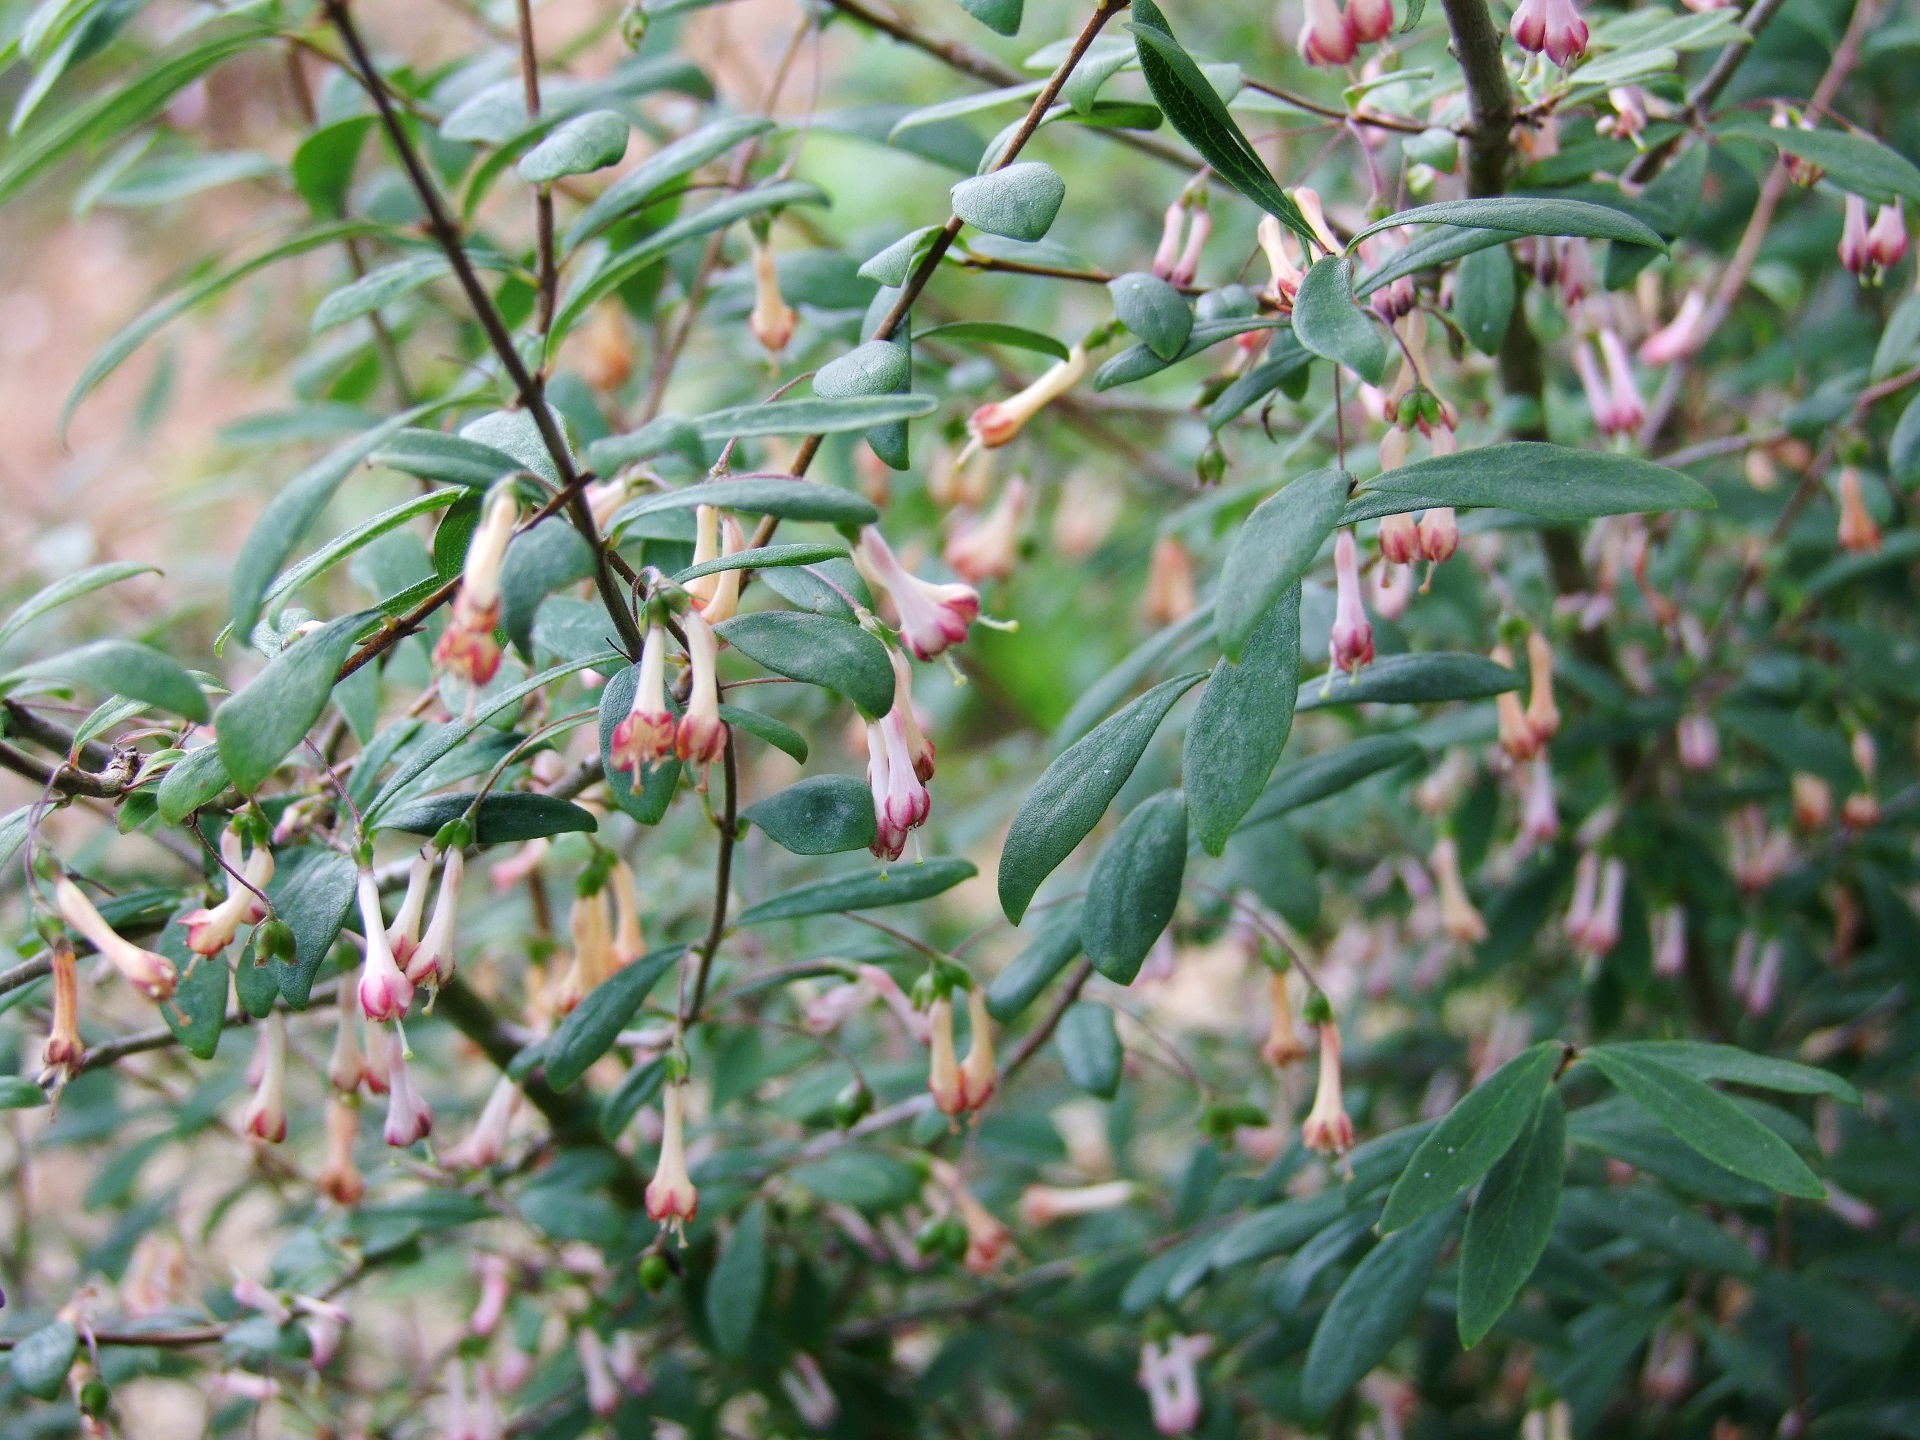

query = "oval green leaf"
[
  {"left": 716, "top": 610, "right": 895, "bottom": 718},
  {"left": 519, "top": 109, "right": 630, "bottom": 183},
  {"left": 1056, "top": 1001, "right": 1122, "bottom": 1098},
  {"left": 1349, "top": 196, "right": 1667, "bottom": 252},
  {"left": 1083, "top": 788, "right": 1188, "bottom": 983},
  {"left": 1215, "top": 468, "right": 1349, "bottom": 661},
  {"left": 741, "top": 774, "right": 877, "bottom": 855},
  {"left": 543, "top": 946, "right": 686, "bottom": 1092},
  {"left": 1186, "top": 586, "right": 1300, "bottom": 854},
  {"left": 1108, "top": 271, "right": 1192, "bottom": 361},
  {"left": 737, "top": 856, "right": 977, "bottom": 925},
  {"left": 950, "top": 161, "right": 1065, "bottom": 242},
  {"left": 1457, "top": 1087, "right": 1566, "bottom": 1348},
  {"left": 1292, "top": 256, "right": 1389, "bottom": 386},
  {"left": 8, "top": 638, "right": 207, "bottom": 723},
  {"left": 1343, "top": 441, "right": 1713, "bottom": 524},
  {"left": 1298, "top": 651, "right": 1517, "bottom": 711},
  {"left": 1301, "top": 1203, "right": 1455, "bottom": 1415}
]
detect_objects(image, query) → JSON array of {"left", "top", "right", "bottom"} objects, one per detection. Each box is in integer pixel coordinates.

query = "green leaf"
[
  {"left": 860, "top": 225, "right": 942, "bottom": 286},
  {"left": 216, "top": 613, "right": 367, "bottom": 794},
  {"left": 0, "top": 1075, "right": 50, "bottom": 1109},
  {"left": 914, "top": 320, "right": 1071, "bottom": 360},
  {"left": 985, "top": 901, "right": 1083, "bottom": 1020},
  {"left": 369, "top": 428, "right": 525, "bottom": 490},
  {"left": 259, "top": 489, "right": 464, "bottom": 622},
  {"left": 1215, "top": 468, "right": 1349, "bottom": 660},
  {"left": 742, "top": 774, "right": 877, "bottom": 854},
  {"left": 956, "top": 0, "right": 1023, "bottom": 37},
  {"left": 1383, "top": 1041, "right": 1560, "bottom": 1231},
  {"left": 160, "top": 920, "right": 228, "bottom": 1060},
  {"left": 1556, "top": 1184, "right": 1758, "bottom": 1275},
  {"left": 1237, "top": 732, "right": 1424, "bottom": 831},
  {"left": 1717, "top": 115, "right": 1920, "bottom": 206},
  {"left": 379, "top": 793, "right": 599, "bottom": 844},
  {"left": 673, "top": 543, "right": 848, "bottom": 586},
  {"left": 543, "top": 946, "right": 684, "bottom": 1091},
  {"left": 0, "top": 560, "right": 157, "bottom": 653},
  {"left": 1056, "top": 1001, "right": 1122, "bottom": 1098},
  {"left": 9, "top": 1319, "right": 77, "bottom": 1400},
  {"left": 1127, "top": 0, "right": 1315, "bottom": 247},
  {"left": 1600, "top": 1041, "right": 1860, "bottom": 1106},
  {"left": 233, "top": 947, "right": 279, "bottom": 1018},
  {"left": 614, "top": 477, "right": 879, "bottom": 532},
  {"left": 265, "top": 846, "right": 358, "bottom": 1007},
  {"left": 62, "top": 220, "right": 387, "bottom": 439},
  {"left": 1567, "top": 1096, "right": 1773, "bottom": 1206},
  {"left": 706, "top": 1201, "right": 769, "bottom": 1357},
  {"left": 716, "top": 611, "right": 895, "bottom": 718},
  {"left": 950, "top": 161, "right": 1065, "bottom": 242},
  {"left": 1207, "top": 332, "right": 1315, "bottom": 429},
  {"left": 290, "top": 115, "right": 376, "bottom": 219},
  {"left": 519, "top": 109, "right": 629, "bottom": 182},
  {"left": 598, "top": 662, "right": 682, "bottom": 825},
  {"left": 717, "top": 704, "right": 808, "bottom": 763},
  {"left": 1454, "top": 243, "right": 1514, "bottom": 355},
  {"left": 551, "top": 179, "right": 827, "bottom": 344},
  {"left": 1301, "top": 1204, "right": 1454, "bottom": 1414},
  {"left": 312, "top": 254, "right": 448, "bottom": 333},
  {"left": 1292, "top": 256, "right": 1388, "bottom": 385},
  {"left": 737, "top": 857, "right": 977, "bottom": 924},
  {"left": 1583, "top": 1046, "right": 1825, "bottom": 1199},
  {"left": 499, "top": 520, "right": 597, "bottom": 655},
  {"left": 691, "top": 394, "right": 936, "bottom": 444},
  {"left": 1186, "top": 586, "right": 1300, "bottom": 854},
  {"left": 1872, "top": 291, "right": 1920, "bottom": 383},
  {"left": 1093, "top": 314, "right": 1286, "bottom": 390},
  {"left": 6, "top": 638, "right": 206, "bottom": 721},
  {"left": 1891, "top": 394, "right": 1920, "bottom": 486},
  {"left": 1107, "top": 271, "right": 1192, "bottom": 361},
  {"left": 1458, "top": 1087, "right": 1566, "bottom": 1347},
  {"left": 999, "top": 671, "right": 1207, "bottom": 923},
  {"left": 1083, "top": 788, "right": 1188, "bottom": 983},
  {"left": 1350, "top": 197, "right": 1666, "bottom": 252},
  {"left": 601, "top": 1057, "right": 666, "bottom": 1138},
  {"left": 1209, "top": 1190, "right": 1350, "bottom": 1269},
  {"left": 1298, "top": 651, "right": 1516, "bottom": 710},
  {"left": 562, "top": 114, "right": 773, "bottom": 251},
  {"left": 815, "top": 338, "right": 909, "bottom": 398},
  {"left": 786, "top": 1149, "right": 922, "bottom": 1212},
  {"left": 888, "top": 81, "right": 1045, "bottom": 138},
  {"left": 1343, "top": 441, "right": 1714, "bottom": 523},
  {"left": 1053, "top": 605, "right": 1213, "bottom": 751}
]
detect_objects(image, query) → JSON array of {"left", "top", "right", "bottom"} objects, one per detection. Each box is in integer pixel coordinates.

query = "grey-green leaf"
[
  {"left": 379, "top": 793, "right": 599, "bottom": 845},
  {"left": 1186, "top": 586, "right": 1300, "bottom": 854},
  {"left": 543, "top": 946, "right": 684, "bottom": 1091},
  {"left": 950, "top": 161, "right": 1065, "bottom": 242},
  {"left": 814, "top": 339, "right": 909, "bottom": 399},
  {"left": 1301, "top": 1204, "right": 1454, "bottom": 1414},
  {"left": 717, "top": 704, "right": 808, "bottom": 763},
  {"left": 1108, "top": 271, "right": 1192, "bottom": 361},
  {"left": 562, "top": 114, "right": 774, "bottom": 251},
  {"left": 1215, "top": 468, "right": 1348, "bottom": 660},
  {"left": 706, "top": 1202, "right": 769, "bottom": 1357},
  {"left": 1297, "top": 651, "right": 1516, "bottom": 711},
  {"left": 1454, "top": 243, "right": 1514, "bottom": 356},
  {"left": 518, "top": 110, "right": 630, "bottom": 183},
  {"left": 1292, "top": 256, "right": 1388, "bottom": 385},
  {"left": 1236, "top": 732, "right": 1424, "bottom": 831},
  {"left": 1718, "top": 115, "right": 1920, "bottom": 206},
  {"left": 0, "top": 561, "right": 158, "bottom": 654},
  {"left": 998, "top": 671, "right": 1206, "bottom": 923},
  {"left": 1600, "top": 1040, "right": 1859, "bottom": 1105},
  {"left": 216, "top": 613, "right": 366, "bottom": 794},
  {"left": 1382, "top": 1040, "right": 1560, "bottom": 1232},
  {"left": 1056, "top": 1001, "right": 1122, "bottom": 1098},
  {"left": 161, "top": 927, "right": 228, "bottom": 1060},
  {"left": 1457, "top": 1087, "right": 1566, "bottom": 1347},
  {"left": 1083, "top": 788, "right": 1188, "bottom": 983},
  {"left": 742, "top": 774, "right": 877, "bottom": 855},
  {"left": 716, "top": 611, "right": 895, "bottom": 718},
  {"left": 614, "top": 477, "right": 878, "bottom": 531},
  {"left": 598, "top": 662, "right": 682, "bottom": 826},
  {"left": 690, "top": 393, "right": 935, "bottom": 442},
  {"left": 264, "top": 845, "right": 358, "bottom": 1007},
  {"left": 673, "top": 544, "right": 849, "bottom": 587},
  {"left": 1342, "top": 441, "right": 1714, "bottom": 523},
  {"left": 737, "top": 857, "right": 977, "bottom": 925},
  {"left": 8, "top": 639, "right": 207, "bottom": 722},
  {"left": 985, "top": 902, "right": 1083, "bottom": 1020},
  {"left": 370, "top": 428, "right": 525, "bottom": 490},
  {"left": 1583, "top": 1046, "right": 1825, "bottom": 1199},
  {"left": 10, "top": 1319, "right": 77, "bottom": 1400},
  {"left": 956, "top": 0, "right": 1023, "bottom": 37},
  {"left": 1349, "top": 197, "right": 1667, "bottom": 251}
]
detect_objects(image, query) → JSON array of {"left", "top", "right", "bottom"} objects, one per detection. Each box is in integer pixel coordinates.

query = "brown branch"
[
  {"left": 1438, "top": 0, "right": 1516, "bottom": 199},
  {"left": 682, "top": 732, "right": 739, "bottom": 1026},
  {"left": 514, "top": 0, "right": 558, "bottom": 339},
  {"left": 0, "top": 1324, "right": 231, "bottom": 1353},
  {"left": 4, "top": 699, "right": 115, "bottom": 771}
]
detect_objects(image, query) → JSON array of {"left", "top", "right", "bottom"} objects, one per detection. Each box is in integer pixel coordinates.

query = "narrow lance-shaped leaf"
[
  {"left": 1215, "top": 470, "right": 1347, "bottom": 661},
  {"left": 1291, "top": 256, "right": 1389, "bottom": 386},
  {"left": 1458, "top": 1087, "right": 1567, "bottom": 1347},
  {"left": 1186, "top": 586, "right": 1301, "bottom": 853}
]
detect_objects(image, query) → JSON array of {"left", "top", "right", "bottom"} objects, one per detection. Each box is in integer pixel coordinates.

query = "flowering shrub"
[{"left": 0, "top": 0, "right": 1915, "bottom": 1433}]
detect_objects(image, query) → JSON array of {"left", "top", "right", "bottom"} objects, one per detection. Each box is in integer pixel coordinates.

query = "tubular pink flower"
[
  {"left": 1839, "top": 193, "right": 1873, "bottom": 276},
  {"left": 38, "top": 941, "right": 82, "bottom": 1088},
  {"left": 316, "top": 1096, "right": 365, "bottom": 1205},
  {"left": 1019, "top": 1180, "right": 1135, "bottom": 1227},
  {"left": 610, "top": 625, "right": 675, "bottom": 771},
  {"left": 1348, "top": 0, "right": 1393, "bottom": 43},
  {"left": 1565, "top": 850, "right": 1600, "bottom": 943},
  {"left": 578, "top": 1330, "right": 620, "bottom": 1419},
  {"left": 1652, "top": 904, "right": 1687, "bottom": 978},
  {"left": 295, "top": 1296, "right": 349, "bottom": 1369},
  {"left": 329, "top": 977, "right": 370, "bottom": 1093},
  {"left": 1301, "top": 1021, "right": 1355, "bottom": 1154},
  {"left": 1369, "top": 558, "right": 1413, "bottom": 620},
  {"left": 410, "top": 848, "right": 464, "bottom": 986},
  {"left": 685, "top": 505, "right": 723, "bottom": 607},
  {"left": 363, "top": 1012, "right": 392, "bottom": 1096},
  {"left": 1257, "top": 216, "right": 1304, "bottom": 309},
  {"left": 945, "top": 476, "right": 1029, "bottom": 583},
  {"left": 1599, "top": 328, "right": 1646, "bottom": 434},
  {"left": 1792, "top": 771, "right": 1833, "bottom": 830},
  {"left": 865, "top": 713, "right": 931, "bottom": 862},
  {"left": 1525, "top": 632, "right": 1561, "bottom": 744},
  {"left": 1151, "top": 199, "right": 1186, "bottom": 279},
  {"left": 1168, "top": 206, "right": 1211, "bottom": 287},
  {"left": 927, "top": 995, "right": 965, "bottom": 1115},
  {"left": 1378, "top": 511, "right": 1420, "bottom": 566},
  {"left": 1418, "top": 506, "right": 1460, "bottom": 565},
  {"left": 1597, "top": 86, "right": 1648, "bottom": 142},
  {"left": 700, "top": 515, "right": 748, "bottom": 624},
  {"left": 645, "top": 1081, "right": 699, "bottom": 1233},
  {"left": 241, "top": 1011, "right": 288, "bottom": 1144},
  {"left": 1868, "top": 199, "right": 1908, "bottom": 272},
  {"left": 56, "top": 877, "right": 177, "bottom": 1000},
  {"left": 967, "top": 344, "right": 1088, "bottom": 448},
  {"left": 1837, "top": 466, "right": 1881, "bottom": 554},
  {"left": 1138, "top": 1335, "right": 1212, "bottom": 1437},
  {"left": 1573, "top": 339, "right": 1620, "bottom": 435},
  {"left": 1511, "top": 0, "right": 1588, "bottom": 65},
  {"left": 959, "top": 985, "right": 996, "bottom": 1112},
  {"left": 1292, "top": 187, "right": 1342, "bottom": 256},
  {"left": 747, "top": 237, "right": 797, "bottom": 355},
  {"left": 1329, "top": 531, "right": 1374, "bottom": 676},
  {"left": 440, "top": 1074, "right": 521, "bottom": 1171},
  {"left": 383, "top": 1041, "right": 434, "bottom": 1148},
  {"left": 1745, "top": 937, "right": 1781, "bottom": 1015},
  {"left": 1298, "top": 0, "right": 1357, "bottom": 66},
  {"left": 1262, "top": 968, "right": 1309, "bottom": 1066},
  {"left": 470, "top": 1255, "right": 513, "bottom": 1338},
  {"left": 930, "top": 1159, "right": 1012, "bottom": 1272},
  {"left": 434, "top": 491, "right": 518, "bottom": 686},
  {"left": 1677, "top": 711, "right": 1719, "bottom": 770},
  {"left": 1520, "top": 756, "right": 1560, "bottom": 844},
  {"left": 887, "top": 646, "right": 936, "bottom": 782},
  {"left": 1578, "top": 858, "right": 1624, "bottom": 958},
  {"left": 609, "top": 858, "right": 645, "bottom": 967},
  {"left": 184, "top": 828, "right": 274, "bottom": 956},
  {"left": 857, "top": 963, "right": 932, "bottom": 1043},
  {"left": 1433, "top": 837, "right": 1488, "bottom": 944},
  {"left": 673, "top": 610, "right": 728, "bottom": 765},
  {"left": 385, "top": 854, "right": 431, "bottom": 972},
  {"left": 1639, "top": 289, "right": 1709, "bottom": 366},
  {"left": 355, "top": 870, "right": 413, "bottom": 1022},
  {"left": 854, "top": 526, "right": 980, "bottom": 660}
]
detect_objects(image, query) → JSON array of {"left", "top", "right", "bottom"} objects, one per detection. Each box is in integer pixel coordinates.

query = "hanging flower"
[
  {"left": 1418, "top": 506, "right": 1459, "bottom": 566},
  {"left": 646, "top": 1081, "right": 699, "bottom": 1235},
  {"left": 1348, "top": 0, "right": 1393, "bottom": 45},
  {"left": 1138, "top": 1335, "right": 1212, "bottom": 1437},
  {"left": 329, "top": 977, "right": 371, "bottom": 1093},
  {"left": 1379, "top": 511, "right": 1420, "bottom": 567},
  {"left": 1167, "top": 200, "right": 1211, "bottom": 287},
  {"left": 1792, "top": 771, "right": 1833, "bottom": 830},
  {"left": 469, "top": 1255, "right": 514, "bottom": 1338},
  {"left": 1257, "top": 216, "right": 1305, "bottom": 310},
  {"left": 1599, "top": 328, "right": 1647, "bottom": 435},
  {"left": 967, "top": 343, "right": 1089, "bottom": 449},
  {"left": 1521, "top": 756, "right": 1561, "bottom": 844},
  {"left": 183, "top": 827, "right": 275, "bottom": 957},
  {"left": 433, "top": 491, "right": 519, "bottom": 687},
  {"left": 1291, "top": 187, "right": 1343, "bottom": 256},
  {"left": 1370, "top": 558, "right": 1414, "bottom": 620},
  {"left": 1433, "top": 837, "right": 1488, "bottom": 944},
  {"left": 1596, "top": 86, "right": 1649, "bottom": 143},
  {"left": 1261, "top": 965, "right": 1309, "bottom": 1066},
  {"left": 887, "top": 647, "right": 936, "bottom": 782},
  {"left": 1677, "top": 711, "right": 1719, "bottom": 770},
  {"left": 1577, "top": 858, "right": 1625, "bottom": 959},
  {"left": 294, "top": 1296, "right": 349, "bottom": 1370},
  {"left": 945, "top": 476, "right": 1029, "bottom": 583},
  {"left": 440, "top": 1074, "right": 522, "bottom": 1171},
  {"left": 1525, "top": 632, "right": 1561, "bottom": 744},
  {"left": 700, "top": 514, "right": 748, "bottom": 624},
  {"left": 241, "top": 1011, "right": 289, "bottom": 1144},
  {"left": 1151, "top": 198, "right": 1187, "bottom": 279},
  {"left": 1564, "top": 850, "right": 1599, "bottom": 944},
  {"left": 316, "top": 1096, "right": 365, "bottom": 1206},
  {"left": 959, "top": 985, "right": 996, "bottom": 1112},
  {"left": 1329, "top": 531, "right": 1374, "bottom": 676},
  {"left": 853, "top": 526, "right": 980, "bottom": 660},
  {"left": 1651, "top": 904, "right": 1687, "bottom": 978},
  {"left": 673, "top": 610, "right": 728, "bottom": 764},
  {"left": 610, "top": 625, "right": 676, "bottom": 772},
  {"left": 55, "top": 877, "right": 177, "bottom": 1001},
  {"left": 383, "top": 1040, "right": 434, "bottom": 1148},
  {"left": 556, "top": 886, "right": 615, "bottom": 1014},
  {"left": 1019, "top": 1180, "right": 1135, "bottom": 1227},
  {"left": 385, "top": 854, "right": 431, "bottom": 973},
  {"left": 38, "top": 939, "right": 82, "bottom": 1088},
  {"left": 1745, "top": 937, "right": 1782, "bottom": 1015},
  {"left": 1639, "top": 289, "right": 1709, "bottom": 365},
  {"left": 747, "top": 235, "right": 798, "bottom": 355},
  {"left": 1494, "top": 644, "right": 1539, "bottom": 760},
  {"left": 931, "top": 1159, "right": 1012, "bottom": 1273},
  {"left": 1140, "top": 534, "right": 1199, "bottom": 626},
  {"left": 1837, "top": 466, "right": 1881, "bottom": 554},
  {"left": 610, "top": 858, "right": 645, "bottom": 967},
  {"left": 578, "top": 1330, "right": 621, "bottom": 1419},
  {"left": 780, "top": 1355, "right": 838, "bottom": 1430},
  {"left": 865, "top": 711, "right": 931, "bottom": 863},
  {"left": 354, "top": 870, "right": 413, "bottom": 1022},
  {"left": 1843, "top": 730, "right": 1880, "bottom": 829},
  {"left": 1298, "top": 0, "right": 1357, "bottom": 66},
  {"left": 927, "top": 994, "right": 965, "bottom": 1115},
  {"left": 363, "top": 1012, "right": 392, "bottom": 1096},
  {"left": 410, "top": 848, "right": 464, "bottom": 986},
  {"left": 1510, "top": 0, "right": 1588, "bottom": 66},
  {"left": 1301, "top": 1004, "right": 1355, "bottom": 1155},
  {"left": 1868, "top": 199, "right": 1908, "bottom": 273},
  {"left": 1839, "top": 194, "right": 1874, "bottom": 277}
]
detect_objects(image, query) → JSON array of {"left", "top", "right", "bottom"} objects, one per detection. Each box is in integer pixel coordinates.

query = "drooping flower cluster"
[
  {"left": 852, "top": 525, "right": 980, "bottom": 660},
  {"left": 1297, "top": 0, "right": 1392, "bottom": 67},
  {"left": 1510, "top": 0, "right": 1588, "bottom": 66}
]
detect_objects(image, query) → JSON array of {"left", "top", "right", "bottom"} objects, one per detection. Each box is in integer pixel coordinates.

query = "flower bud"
[
  {"left": 1525, "top": 631, "right": 1560, "bottom": 744},
  {"left": 382, "top": 1041, "right": 433, "bottom": 1148},
  {"left": 747, "top": 236, "right": 797, "bottom": 355},
  {"left": 1301, "top": 1016, "right": 1355, "bottom": 1155},
  {"left": 354, "top": 870, "right": 413, "bottom": 1022},
  {"left": 1520, "top": 756, "right": 1560, "bottom": 844},
  {"left": 927, "top": 994, "right": 965, "bottom": 1115},
  {"left": 241, "top": 1011, "right": 289, "bottom": 1144},
  {"left": 968, "top": 344, "right": 1089, "bottom": 449},
  {"left": 1329, "top": 531, "right": 1374, "bottom": 676},
  {"left": 1257, "top": 215, "right": 1304, "bottom": 309},
  {"left": 1151, "top": 198, "right": 1186, "bottom": 279},
  {"left": 1019, "top": 1180, "right": 1134, "bottom": 1227},
  {"left": 1261, "top": 966, "right": 1309, "bottom": 1066},
  {"left": 959, "top": 985, "right": 996, "bottom": 1112},
  {"left": 184, "top": 827, "right": 274, "bottom": 957},
  {"left": 1836, "top": 466, "right": 1881, "bottom": 554},
  {"left": 1839, "top": 193, "right": 1874, "bottom": 278},
  {"left": 1510, "top": 0, "right": 1588, "bottom": 65},
  {"left": 1298, "top": 0, "right": 1357, "bottom": 66},
  {"left": 410, "top": 848, "right": 464, "bottom": 986},
  {"left": 1639, "top": 289, "right": 1708, "bottom": 366},
  {"left": 1677, "top": 711, "right": 1719, "bottom": 771},
  {"left": 470, "top": 1255, "right": 513, "bottom": 1338},
  {"left": 38, "top": 938, "right": 82, "bottom": 1089},
  {"left": 1168, "top": 203, "right": 1210, "bottom": 288},
  {"left": 55, "top": 877, "right": 177, "bottom": 1001},
  {"left": 1494, "top": 644, "right": 1540, "bottom": 761},
  {"left": 609, "top": 858, "right": 645, "bottom": 967},
  {"left": 385, "top": 854, "right": 431, "bottom": 972},
  {"left": 440, "top": 1074, "right": 522, "bottom": 1171},
  {"left": 1652, "top": 904, "right": 1687, "bottom": 978}
]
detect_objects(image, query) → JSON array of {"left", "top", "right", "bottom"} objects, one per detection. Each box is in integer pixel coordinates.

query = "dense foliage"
[{"left": 0, "top": 0, "right": 1917, "bottom": 1434}]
